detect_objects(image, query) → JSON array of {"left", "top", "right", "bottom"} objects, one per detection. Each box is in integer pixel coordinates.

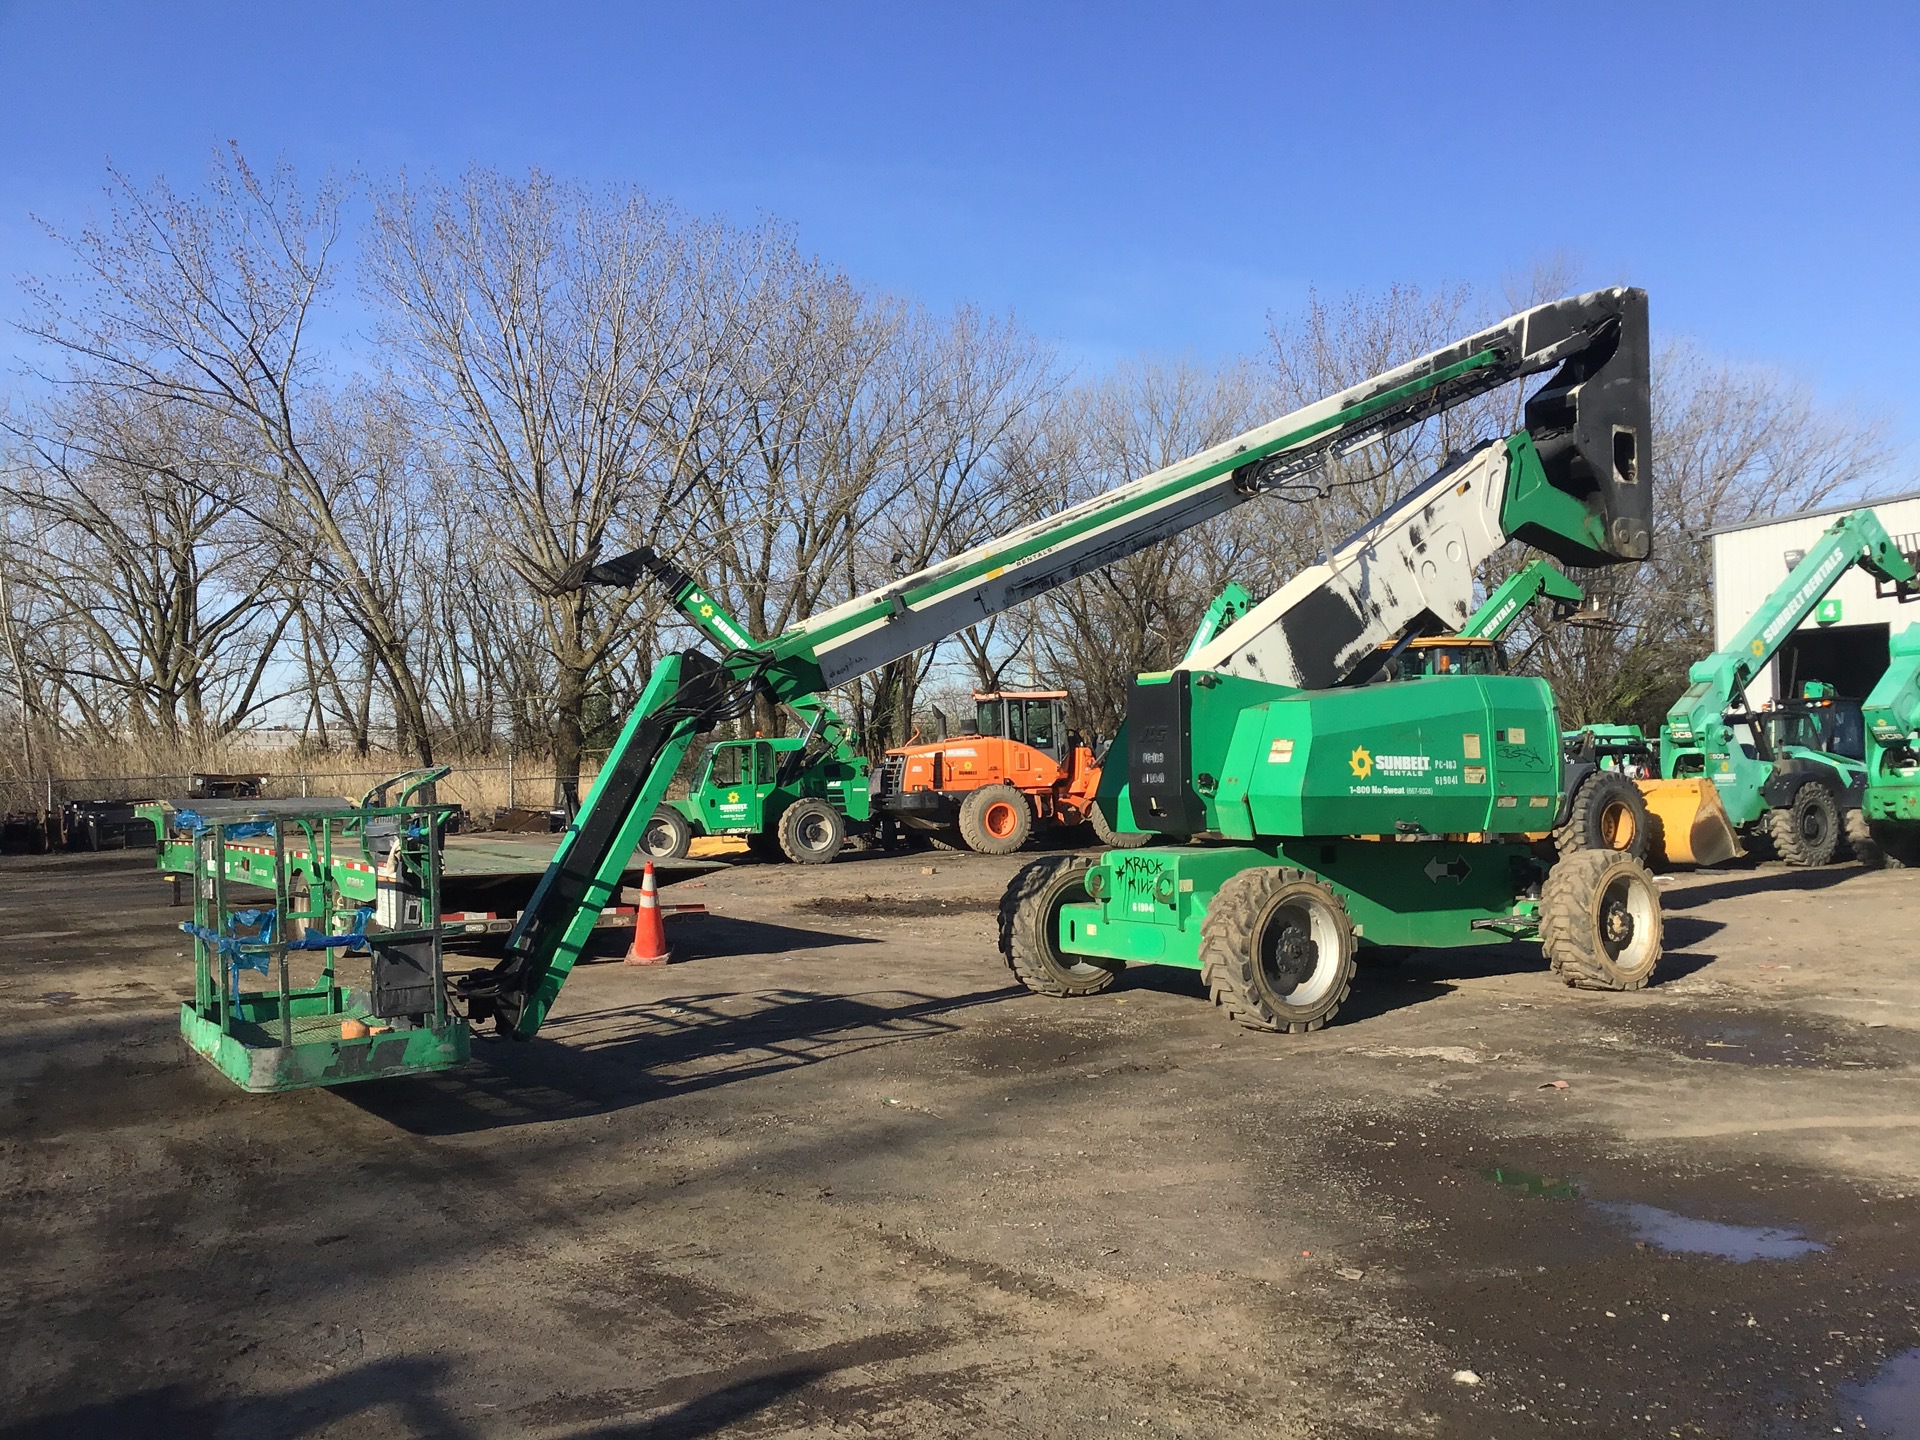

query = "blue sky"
[{"left": 2, "top": 1, "right": 1916, "bottom": 457}]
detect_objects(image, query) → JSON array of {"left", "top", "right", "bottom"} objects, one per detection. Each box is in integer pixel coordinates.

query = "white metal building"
[{"left": 1709, "top": 490, "right": 1920, "bottom": 707}]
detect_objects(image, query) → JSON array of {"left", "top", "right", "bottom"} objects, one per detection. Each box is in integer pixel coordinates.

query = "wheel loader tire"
[
  {"left": 998, "top": 855, "right": 1120, "bottom": 997},
  {"left": 959, "top": 784, "right": 1032, "bottom": 855},
  {"left": 1766, "top": 783, "right": 1840, "bottom": 867},
  {"left": 777, "top": 799, "right": 845, "bottom": 865},
  {"left": 1199, "top": 868, "right": 1356, "bottom": 1034},
  {"left": 1539, "top": 849, "right": 1663, "bottom": 991},
  {"left": 1089, "top": 801, "right": 1152, "bottom": 849},
  {"left": 640, "top": 806, "right": 693, "bottom": 861},
  {"left": 927, "top": 832, "right": 966, "bottom": 852},
  {"left": 1869, "top": 819, "right": 1920, "bottom": 869},
  {"left": 1554, "top": 771, "right": 1653, "bottom": 861},
  {"left": 1845, "top": 808, "right": 1885, "bottom": 868}
]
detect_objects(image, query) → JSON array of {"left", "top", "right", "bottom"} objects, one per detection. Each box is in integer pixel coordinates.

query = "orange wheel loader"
[{"left": 873, "top": 691, "right": 1112, "bottom": 854}]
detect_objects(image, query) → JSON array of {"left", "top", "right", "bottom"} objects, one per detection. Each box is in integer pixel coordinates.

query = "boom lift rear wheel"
[
  {"left": 1540, "top": 849, "right": 1662, "bottom": 990},
  {"left": 1554, "top": 771, "right": 1652, "bottom": 861},
  {"left": 641, "top": 806, "right": 693, "bottom": 861},
  {"left": 1200, "top": 868, "right": 1356, "bottom": 1033},
  {"left": 959, "top": 784, "right": 1032, "bottom": 855},
  {"left": 999, "top": 856, "right": 1120, "bottom": 996},
  {"left": 1766, "top": 783, "right": 1840, "bottom": 866},
  {"left": 778, "top": 798, "right": 846, "bottom": 864}
]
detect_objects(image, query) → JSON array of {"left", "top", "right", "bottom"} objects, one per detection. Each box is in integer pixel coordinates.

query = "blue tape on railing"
[{"left": 183, "top": 906, "right": 377, "bottom": 989}]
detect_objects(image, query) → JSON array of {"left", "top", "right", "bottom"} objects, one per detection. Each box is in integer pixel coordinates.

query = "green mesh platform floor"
[{"left": 226, "top": 1006, "right": 373, "bottom": 1048}]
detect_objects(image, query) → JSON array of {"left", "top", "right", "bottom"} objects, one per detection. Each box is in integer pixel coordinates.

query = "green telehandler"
[
  {"left": 1603, "top": 509, "right": 1918, "bottom": 866},
  {"left": 584, "top": 547, "right": 873, "bottom": 865},
  {"left": 1859, "top": 623, "right": 1920, "bottom": 867}
]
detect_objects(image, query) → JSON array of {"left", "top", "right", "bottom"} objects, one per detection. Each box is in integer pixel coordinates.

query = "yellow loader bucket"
[{"left": 1637, "top": 777, "right": 1742, "bottom": 866}]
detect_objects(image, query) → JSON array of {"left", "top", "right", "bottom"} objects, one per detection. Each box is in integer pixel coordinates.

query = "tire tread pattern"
[
  {"left": 997, "top": 855, "right": 1114, "bottom": 996},
  {"left": 1198, "top": 867, "right": 1355, "bottom": 1033},
  {"left": 1539, "top": 848, "right": 1663, "bottom": 991}
]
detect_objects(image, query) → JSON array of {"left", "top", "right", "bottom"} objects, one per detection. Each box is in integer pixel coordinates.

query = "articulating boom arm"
[
  {"left": 1663, "top": 509, "right": 1917, "bottom": 756},
  {"left": 459, "top": 288, "right": 1651, "bottom": 1038}
]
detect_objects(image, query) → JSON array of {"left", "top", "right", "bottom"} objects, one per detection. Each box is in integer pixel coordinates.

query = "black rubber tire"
[
  {"left": 997, "top": 855, "right": 1120, "bottom": 997},
  {"left": 1539, "top": 849, "right": 1663, "bottom": 991},
  {"left": 640, "top": 806, "right": 693, "bottom": 861},
  {"left": 926, "top": 833, "right": 966, "bottom": 852},
  {"left": 1766, "top": 783, "right": 1841, "bottom": 867},
  {"left": 1089, "top": 801, "right": 1152, "bottom": 849},
  {"left": 1845, "top": 808, "right": 1884, "bottom": 868},
  {"left": 777, "top": 799, "right": 845, "bottom": 865},
  {"left": 1199, "top": 868, "right": 1356, "bottom": 1033},
  {"left": 1868, "top": 819, "right": 1920, "bottom": 869},
  {"left": 958, "top": 783, "right": 1032, "bottom": 855},
  {"left": 1554, "top": 771, "right": 1652, "bottom": 862}
]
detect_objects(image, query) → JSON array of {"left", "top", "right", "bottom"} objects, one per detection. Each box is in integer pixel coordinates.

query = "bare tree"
[
  {"left": 3, "top": 388, "right": 287, "bottom": 738},
  {"left": 18, "top": 146, "right": 441, "bottom": 763},
  {"left": 365, "top": 167, "right": 729, "bottom": 801}
]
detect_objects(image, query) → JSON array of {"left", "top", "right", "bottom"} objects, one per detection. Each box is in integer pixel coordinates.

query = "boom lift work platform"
[{"left": 169, "top": 287, "right": 1659, "bottom": 1086}]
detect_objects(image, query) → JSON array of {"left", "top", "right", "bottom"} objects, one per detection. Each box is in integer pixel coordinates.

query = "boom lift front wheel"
[
  {"left": 959, "top": 784, "right": 1032, "bottom": 855},
  {"left": 1200, "top": 868, "right": 1356, "bottom": 1034},
  {"left": 777, "top": 798, "right": 846, "bottom": 865},
  {"left": 1539, "top": 849, "right": 1663, "bottom": 990},
  {"left": 999, "top": 855, "right": 1121, "bottom": 996}
]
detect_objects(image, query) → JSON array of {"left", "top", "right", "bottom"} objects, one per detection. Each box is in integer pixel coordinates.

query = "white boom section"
[
  {"left": 1187, "top": 440, "right": 1513, "bottom": 689},
  {"left": 787, "top": 289, "right": 1639, "bottom": 688}
]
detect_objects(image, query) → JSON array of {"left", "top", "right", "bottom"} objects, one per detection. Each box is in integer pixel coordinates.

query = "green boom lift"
[
  {"left": 586, "top": 547, "right": 874, "bottom": 865},
  {"left": 168, "top": 287, "right": 1661, "bottom": 1088},
  {"left": 1858, "top": 623, "right": 1920, "bottom": 867},
  {"left": 449, "top": 287, "right": 1659, "bottom": 1048},
  {"left": 1002, "top": 289, "right": 1664, "bottom": 1033},
  {"left": 1624, "top": 509, "right": 1918, "bottom": 865}
]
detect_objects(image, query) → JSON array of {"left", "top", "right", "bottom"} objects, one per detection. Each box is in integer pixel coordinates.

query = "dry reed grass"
[{"left": 0, "top": 737, "right": 607, "bottom": 823}]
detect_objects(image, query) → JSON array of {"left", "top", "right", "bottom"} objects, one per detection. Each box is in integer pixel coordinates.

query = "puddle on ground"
[
  {"left": 1589, "top": 1201, "right": 1826, "bottom": 1260},
  {"left": 1839, "top": 1347, "right": 1920, "bottom": 1439},
  {"left": 1481, "top": 1165, "right": 1577, "bottom": 1199},
  {"left": 794, "top": 894, "right": 1001, "bottom": 919},
  {"left": 1479, "top": 1169, "right": 1826, "bottom": 1260}
]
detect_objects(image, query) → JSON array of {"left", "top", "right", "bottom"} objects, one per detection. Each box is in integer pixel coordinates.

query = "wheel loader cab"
[{"left": 972, "top": 692, "right": 1069, "bottom": 762}]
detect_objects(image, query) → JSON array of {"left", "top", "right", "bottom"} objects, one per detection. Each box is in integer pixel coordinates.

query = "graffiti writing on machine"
[{"left": 1347, "top": 743, "right": 1458, "bottom": 796}]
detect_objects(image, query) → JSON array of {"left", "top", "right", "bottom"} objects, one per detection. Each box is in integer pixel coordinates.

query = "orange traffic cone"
[{"left": 625, "top": 861, "right": 671, "bottom": 966}]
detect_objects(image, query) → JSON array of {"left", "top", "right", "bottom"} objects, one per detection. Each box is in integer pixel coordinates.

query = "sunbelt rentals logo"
[{"left": 1350, "top": 745, "right": 1372, "bottom": 778}]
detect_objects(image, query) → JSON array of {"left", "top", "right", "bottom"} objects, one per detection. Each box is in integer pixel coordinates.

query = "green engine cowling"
[{"left": 1125, "top": 670, "right": 1565, "bottom": 841}]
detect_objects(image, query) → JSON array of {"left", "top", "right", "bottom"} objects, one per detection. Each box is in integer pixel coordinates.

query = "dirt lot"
[{"left": 3, "top": 840, "right": 1918, "bottom": 1439}]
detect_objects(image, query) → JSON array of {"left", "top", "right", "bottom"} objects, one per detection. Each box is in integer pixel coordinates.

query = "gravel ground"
[{"left": 2, "top": 841, "right": 1918, "bottom": 1439}]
